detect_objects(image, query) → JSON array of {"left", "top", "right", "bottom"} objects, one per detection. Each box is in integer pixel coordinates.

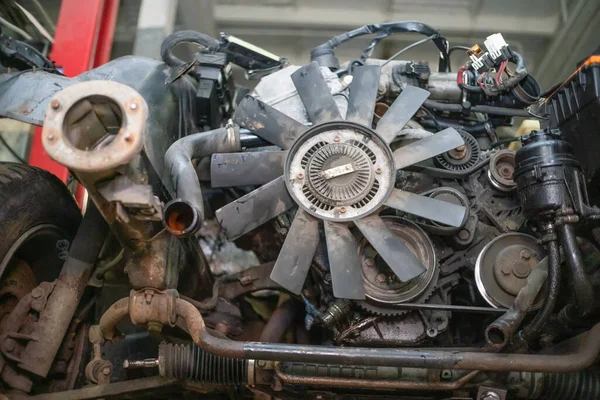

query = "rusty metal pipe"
[
  {"left": 174, "top": 298, "right": 600, "bottom": 372},
  {"left": 274, "top": 362, "right": 480, "bottom": 390},
  {"left": 164, "top": 124, "right": 241, "bottom": 235},
  {"left": 259, "top": 299, "right": 301, "bottom": 343},
  {"left": 486, "top": 257, "right": 548, "bottom": 346},
  {"left": 98, "top": 297, "right": 130, "bottom": 341}
]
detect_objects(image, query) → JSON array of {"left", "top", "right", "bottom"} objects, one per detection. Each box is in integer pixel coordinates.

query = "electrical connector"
[{"left": 484, "top": 33, "right": 509, "bottom": 61}]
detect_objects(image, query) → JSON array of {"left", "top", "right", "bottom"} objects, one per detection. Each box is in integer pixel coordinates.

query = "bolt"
[
  {"left": 4, "top": 338, "right": 16, "bottom": 352},
  {"left": 257, "top": 360, "right": 266, "bottom": 368},
  {"left": 376, "top": 273, "right": 387, "bottom": 284},
  {"left": 297, "top": 172, "right": 304, "bottom": 179},
  {"left": 129, "top": 102, "right": 138, "bottom": 110},
  {"left": 50, "top": 99, "right": 60, "bottom": 109},
  {"left": 375, "top": 167, "right": 382, "bottom": 174},
  {"left": 102, "top": 367, "right": 111, "bottom": 376},
  {"left": 47, "top": 133, "right": 54, "bottom": 141},
  {"left": 334, "top": 136, "right": 340, "bottom": 143},
  {"left": 480, "top": 391, "right": 500, "bottom": 400},
  {"left": 505, "top": 220, "right": 518, "bottom": 231},
  {"left": 501, "top": 264, "right": 512, "bottom": 275},
  {"left": 147, "top": 321, "right": 163, "bottom": 335},
  {"left": 31, "top": 287, "right": 44, "bottom": 299},
  {"left": 454, "top": 145, "right": 466, "bottom": 152},
  {"left": 339, "top": 206, "right": 346, "bottom": 213},
  {"left": 458, "top": 229, "right": 470, "bottom": 241},
  {"left": 513, "top": 261, "right": 531, "bottom": 278},
  {"left": 364, "top": 257, "right": 375, "bottom": 268},
  {"left": 520, "top": 249, "right": 532, "bottom": 260},
  {"left": 123, "top": 133, "right": 132, "bottom": 142}
]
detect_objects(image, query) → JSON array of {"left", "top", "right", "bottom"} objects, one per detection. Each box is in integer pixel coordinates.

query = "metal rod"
[{"left": 389, "top": 302, "right": 508, "bottom": 314}]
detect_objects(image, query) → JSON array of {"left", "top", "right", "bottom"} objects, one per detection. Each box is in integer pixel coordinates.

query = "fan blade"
[
  {"left": 324, "top": 221, "right": 365, "bottom": 300},
  {"left": 211, "top": 151, "right": 286, "bottom": 188},
  {"left": 355, "top": 215, "right": 426, "bottom": 282},
  {"left": 385, "top": 188, "right": 467, "bottom": 227},
  {"left": 291, "top": 62, "right": 341, "bottom": 125},
  {"left": 376, "top": 86, "right": 430, "bottom": 143},
  {"left": 215, "top": 176, "right": 294, "bottom": 241},
  {"left": 393, "top": 128, "right": 465, "bottom": 170},
  {"left": 346, "top": 64, "right": 381, "bottom": 126},
  {"left": 233, "top": 95, "right": 307, "bottom": 150},
  {"left": 270, "top": 209, "right": 320, "bottom": 294}
]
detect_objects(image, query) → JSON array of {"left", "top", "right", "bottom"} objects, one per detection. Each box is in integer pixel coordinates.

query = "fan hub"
[{"left": 285, "top": 121, "right": 394, "bottom": 222}]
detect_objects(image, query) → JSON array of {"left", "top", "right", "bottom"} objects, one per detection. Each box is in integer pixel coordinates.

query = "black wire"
[
  {"left": 447, "top": 46, "right": 471, "bottom": 72},
  {"left": 419, "top": 107, "right": 441, "bottom": 131},
  {"left": 382, "top": 34, "right": 438, "bottom": 66},
  {"left": 0, "top": 134, "right": 25, "bottom": 163}
]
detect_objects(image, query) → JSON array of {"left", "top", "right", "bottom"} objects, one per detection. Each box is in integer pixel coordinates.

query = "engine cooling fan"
[{"left": 211, "top": 62, "right": 466, "bottom": 299}]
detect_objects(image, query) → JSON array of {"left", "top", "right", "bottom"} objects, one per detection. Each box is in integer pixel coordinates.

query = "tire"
[{"left": 0, "top": 163, "right": 81, "bottom": 288}]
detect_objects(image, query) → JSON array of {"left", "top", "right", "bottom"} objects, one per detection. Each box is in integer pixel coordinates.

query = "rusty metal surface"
[
  {"left": 129, "top": 289, "right": 178, "bottom": 328},
  {"left": 274, "top": 362, "right": 480, "bottom": 390},
  {"left": 42, "top": 81, "right": 147, "bottom": 173},
  {"left": 219, "top": 262, "right": 280, "bottom": 300},
  {"left": 259, "top": 300, "right": 302, "bottom": 343}
]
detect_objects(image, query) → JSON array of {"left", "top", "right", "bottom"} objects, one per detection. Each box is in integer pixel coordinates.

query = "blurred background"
[{"left": 0, "top": 0, "right": 599, "bottom": 162}]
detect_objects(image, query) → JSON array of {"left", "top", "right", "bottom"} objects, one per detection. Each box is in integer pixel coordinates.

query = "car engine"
[{"left": 0, "top": 21, "right": 599, "bottom": 400}]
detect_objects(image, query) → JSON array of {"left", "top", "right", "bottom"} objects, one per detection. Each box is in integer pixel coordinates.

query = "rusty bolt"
[
  {"left": 4, "top": 338, "right": 16, "bottom": 352},
  {"left": 458, "top": 229, "right": 470, "bottom": 241},
  {"left": 102, "top": 367, "right": 111, "bottom": 376},
  {"left": 124, "top": 133, "right": 132, "bottom": 142},
  {"left": 520, "top": 249, "right": 532, "bottom": 260},
  {"left": 454, "top": 145, "right": 466, "bottom": 152},
  {"left": 257, "top": 360, "right": 266, "bottom": 368},
  {"left": 334, "top": 136, "right": 340, "bottom": 143},
  {"left": 31, "top": 286, "right": 44, "bottom": 299},
  {"left": 513, "top": 262, "right": 531, "bottom": 278},
  {"left": 50, "top": 99, "right": 60, "bottom": 109},
  {"left": 129, "top": 102, "right": 138, "bottom": 110},
  {"left": 375, "top": 167, "right": 382, "bottom": 174},
  {"left": 480, "top": 392, "right": 500, "bottom": 400},
  {"left": 147, "top": 321, "right": 163, "bottom": 334},
  {"left": 339, "top": 206, "right": 347, "bottom": 213},
  {"left": 297, "top": 172, "right": 304, "bottom": 179},
  {"left": 376, "top": 273, "right": 387, "bottom": 284},
  {"left": 364, "top": 257, "right": 375, "bottom": 268}
]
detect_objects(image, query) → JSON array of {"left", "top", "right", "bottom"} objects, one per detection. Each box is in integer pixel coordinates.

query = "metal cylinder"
[{"left": 158, "top": 343, "right": 251, "bottom": 385}]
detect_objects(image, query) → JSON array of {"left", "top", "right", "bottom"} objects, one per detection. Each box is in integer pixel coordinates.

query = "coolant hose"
[
  {"left": 423, "top": 99, "right": 533, "bottom": 117},
  {"left": 160, "top": 30, "right": 221, "bottom": 68},
  {"left": 164, "top": 125, "right": 241, "bottom": 236},
  {"left": 558, "top": 224, "right": 595, "bottom": 317},
  {"left": 174, "top": 298, "right": 600, "bottom": 372},
  {"left": 523, "top": 240, "right": 561, "bottom": 341}
]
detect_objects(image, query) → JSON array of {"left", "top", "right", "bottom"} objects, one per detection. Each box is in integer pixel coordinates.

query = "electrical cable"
[
  {"left": 0, "top": 15, "right": 32, "bottom": 40},
  {"left": 382, "top": 34, "right": 438, "bottom": 66},
  {"left": 0, "top": 134, "right": 25, "bottom": 163},
  {"left": 447, "top": 46, "right": 471, "bottom": 72},
  {"left": 490, "top": 137, "right": 521, "bottom": 149}
]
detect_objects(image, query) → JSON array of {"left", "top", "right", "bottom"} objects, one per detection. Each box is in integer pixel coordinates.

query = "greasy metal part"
[
  {"left": 28, "top": 376, "right": 179, "bottom": 400},
  {"left": 125, "top": 232, "right": 182, "bottom": 290},
  {"left": 475, "top": 233, "right": 546, "bottom": 309},
  {"left": 233, "top": 95, "right": 307, "bottom": 150},
  {"left": 376, "top": 86, "right": 430, "bottom": 144},
  {"left": 324, "top": 221, "right": 365, "bottom": 299},
  {"left": 42, "top": 81, "right": 147, "bottom": 172},
  {"left": 427, "top": 72, "right": 462, "bottom": 103},
  {"left": 129, "top": 289, "right": 178, "bottom": 328},
  {"left": 215, "top": 176, "right": 295, "bottom": 241},
  {"left": 384, "top": 302, "right": 507, "bottom": 314},
  {"left": 346, "top": 64, "right": 381, "bottom": 126},
  {"left": 163, "top": 199, "right": 199, "bottom": 238},
  {"left": 210, "top": 151, "right": 286, "bottom": 188},
  {"left": 392, "top": 128, "right": 465, "bottom": 169},
  {"left": 259, "top": 299, "right": 301, "bottom": 343},
  {"left": 158, "top": 343, "right": 249, "bottom": 384},
  {"left": 218, "top": 262, "right": 279, "bottom": 300},
  {"left": 519, "top": 369, "right": 600, "bottom": 400},
  {"left": 523, "top": 238, "right": 560, "bottom": 341},
  {"left": 338, "top": 313, "right": 432, "bottom": 346},
  {"left": 321, "top": 300, "right": 351, "bottom": 329},
  {"left": 175, "top": 297, "right": 600, "bottom": 372},
  {"left": 274, "top": 361, "right": 480, "bottom": 390},
  {"left": 123, "top": 358, "right": 160, "bottom": 369},
  {"left": 355, "top": 214, "right": 426, "bottom": 282},
  {"left": 17, "top": 205, "right": 108, "bottom": 379},
  {"left": 486, "top": 257, "right": 548, "bottom": 346},
  {"left": 557, "top": 223, "right": 594, "bottom": 317},
  {"left": 270, "top": 209, "right": 319, "bottom": 295},
  {"left": 165, "top": 123, "right": 241, "bottom": 231},
  {"left": 434, "top": 130, "right": 480, "bottom": 171},
  {"left": 291, "top": 62, "right": 342, "bottom": 125},
  {"left": 488, "top": 150, "right": 517, "bottom": 192},
  {"left": 358, "top": 217, "right": 437, "bottom": 315}
]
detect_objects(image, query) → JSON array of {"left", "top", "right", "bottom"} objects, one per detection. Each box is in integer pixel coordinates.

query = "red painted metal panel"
[{"left": 29, "top": 0, "right": 119, "bottom": 185}]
